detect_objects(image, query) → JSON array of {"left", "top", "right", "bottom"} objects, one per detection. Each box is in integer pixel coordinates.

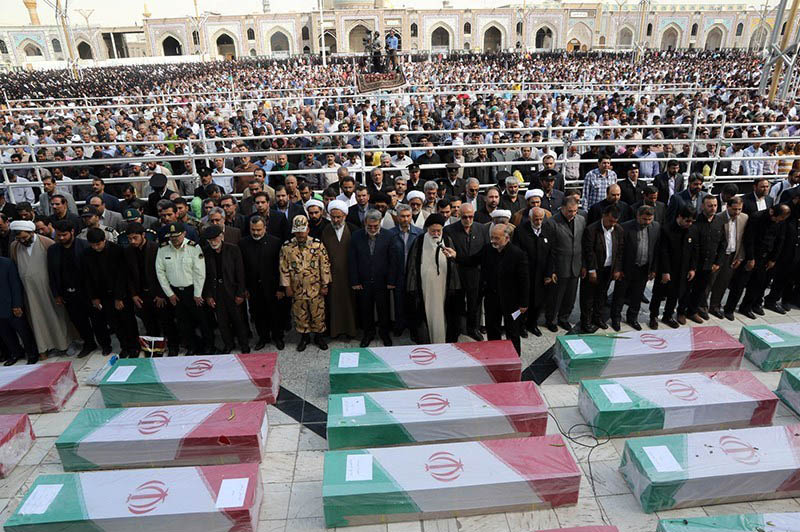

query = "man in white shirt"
[{"left": 211, "top": 157, "right": 234, "bottom": 194}]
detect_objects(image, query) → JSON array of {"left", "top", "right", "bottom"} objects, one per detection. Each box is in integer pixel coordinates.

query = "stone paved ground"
[{"left": 3, "top": 304, "right": 800, "bottom": 532}]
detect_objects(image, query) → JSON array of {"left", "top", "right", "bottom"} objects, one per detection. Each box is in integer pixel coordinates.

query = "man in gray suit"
[
  {"left": 611, "top": 205, "right": 660, "bottom": 331},
  {"left": 87, "top": 195, "right": 124, "bottom": 232},
  {"left": 38, "top": 175, "right": 78, "bottom": 217},
  {"left": 708, "top": 196, "right": 747, "bottom": 318},
  {"left": 542, "top": 196, "right": 585, "bottom": 331}
]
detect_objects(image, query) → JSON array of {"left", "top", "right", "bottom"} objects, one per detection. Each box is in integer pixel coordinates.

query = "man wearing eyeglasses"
[{"left": 444, "top": 203, "right": 490, "bottom": 341}]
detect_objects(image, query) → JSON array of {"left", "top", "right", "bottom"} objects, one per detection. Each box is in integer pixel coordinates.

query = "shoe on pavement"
[
  {"left": 314, "top": 335, "right": 328, "bottom": 350},
  {"left": 581, "top": 322, "right": 598, "bottom": 334},
  {"left": 274, "top": 338, "right": 285, "bottom": 350},
  {"left": 359, "top": 335, "right": 374, "bottom": 348},
  {"left": 688, "top": 313, "right": 704, "bottom": 324},
  {"left": 297, "top": 335, "right": 310, "bottom": 352},
  {"left": 627, "top": 320, "right": 642, "bottom": 331},
  {"left": 723, "top": 311, "right": 735, "bottom": 321},
  {"left": 709, "top": 307, "right": 724, "bottom": 319},
  {"left": 663, "top": 318, "right": 680, "bottom": 329},
  {"left": 740, "top": 309, "right": 757, "bottom": 319},
  {"left": 594, "top": 320, "right": 608, "bottom": 330},
  {"left": 766, "top": 302, "right": 787, "bottom": 315},
  {"left": 676, "top": 315, "right": 687, "bottom": 325},
  {"left": 380, "top": 334, "right": 392, "bottom": 347},
  {"left": 529, "top": 326, "right": 542, "bottom": 337},
  {"left": 557, "top": 320, "right": 572, "bottom": 332},
  {"left": 545, "top": 322, "right": 558, "bottom": 333},
  {"left": 610, "top": 319, "right": 621, "bottom": 332},
  {"left": 753, "top": 306, "right": 765, "bottom": 316},
  {"left": 467, "top": 329, "right": 484, "bottom": 341},
  {"left": 649, "top": 316, "right": 658, "bottom": 329}
]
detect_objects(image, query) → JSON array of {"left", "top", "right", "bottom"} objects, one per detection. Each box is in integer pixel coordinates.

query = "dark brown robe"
[{"left": 321, "top": 223, "right": 358, "bottom": 338}]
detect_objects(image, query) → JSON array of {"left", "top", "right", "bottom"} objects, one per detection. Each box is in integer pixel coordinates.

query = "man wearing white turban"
[
  {"left": 9, "top": 220, "right": 73, "bottom": 357},
  {"left": 320, "top": 200, "right": 358, "bottom": 338}
]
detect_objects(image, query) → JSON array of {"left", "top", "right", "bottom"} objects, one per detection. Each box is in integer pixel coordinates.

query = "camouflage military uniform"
[{"left": 279, "top": 236, "right": 332, "bottom": 333}]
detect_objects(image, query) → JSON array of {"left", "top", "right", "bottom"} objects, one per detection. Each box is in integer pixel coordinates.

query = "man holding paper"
[{"left": 457, "top": 223, "right": 529, "bottom": 355}]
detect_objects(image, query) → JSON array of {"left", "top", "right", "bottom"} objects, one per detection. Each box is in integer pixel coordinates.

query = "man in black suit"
[
  {"left": 650, "top": 205, "right": 697, "bottom": 329},
  {"left": 727, "top": 204, "right": 791, "bottom": 319},
  {"left": 349, "top": 210, "right": 398, "bottom": 347},
  {"left": 632, "top": 186, "right": 667, "bottom": 226},
  {"left": 445, "top": 203, "right": 490, "bottom": 340},
  {"left": 123, "top": 222, "right": 175, "bottom": 354},
  {"left": 346, "top": 185, "right": 372, "bottom": 229},
  {"left": 588, "top": 184, "right": 632, "bottom": 225},
  {"left": 653, "top": 159, "right": 684, "bottom": 205},
  {"left": 580, "top": 204, "right": 624, "bottom": 332},
  {"left": 201, "top": 225, "right": 249, "bottom": 354},
  {"left": 458, "top": 223, "right": 529, "bottom": 355},
  {"left": 742, "top": 178, "right": 774, "bottom": 217},
  {"left": 499, "top": 175, "right": 525, "bottom": 213},
  {"left": 252, "top": 192, "right": 290, "bottom": 242},
  {"left": 239, "top": 215, "right": 287, "bottom": 350},
  {"left": 460, "top": 178, "right": 485, "bottom": 214},
  {"left": 679, "top": 195, "right": 726, "bottom": 324},
  {"left": 272, "top": 185, "right": 305, "bottom": 224},
  {"left": 442, "top": 163, "right": 466, "bottom": 198},
  {"left": 610, "top": 205, "right": 659, "bottom": 331},
  {"left": 764, "top": 189, "right": 800, "bottom": 313},
  {"left": 618, "top": 162, "right": 647, "bottom": 206},
  {"left": 512, "top": 207, "right": 551, "bottom": 337},
  {"left": 715, "top": 184, "right": 740, "bottom": 213},
  {"left": 666, "top": 173, "right": 707, "bottom": 223}
]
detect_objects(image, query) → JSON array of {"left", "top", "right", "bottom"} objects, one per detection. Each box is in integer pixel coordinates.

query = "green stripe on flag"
[
  {"left": 56, "top": 408, "right": 125, "bottom": 471},
  {"left": 621, "top": 434, "right": 689, "bottom": 513},
  {"left": 557, "top": 335, "right": 617, "bottom": 383},
  {"left": 323, "top": 449, "right": 420, "bottom": 528},
  {"left": 329, "top": 349, "right": 407, "bottom": 393},
  {"left": 776, "top": 369, "right": 800, "bottom": 418},
  {"left": 582, "top": 379, "right": 665, "bottom": 437},
  {"left": 327, "top": 393, "right": 415, "bottom": 449},
  {"left": 5, "top": 474, "right": 103, "bottom": 531},
  {"left": 99, "top": 359, "right": 177, "bottom": 407},
  {"left": 658, "top": 513, "right": 767, "bottom": 531},
  {"left": 741, "top": 325, "right": 800, "bottom": 371}
]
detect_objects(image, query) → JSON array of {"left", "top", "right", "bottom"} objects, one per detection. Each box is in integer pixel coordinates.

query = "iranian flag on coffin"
[
  {"left": 579, "top": 371, "right": 777, "bottom": 438},
  {"left": 327, "top": 381, "right": 547, "bottom": 449},
  {"left": 3, "top": 463, "right": 261, "bottom": 532},
  {"left": 554, "top": 327, "right": 743, "bottom": 384},
  {"left": 539, "top": 528, "right": 618, "bottom": 532},
  {"left": 55, "top": 402, "right": 268, "bottom": 471},
  {"left": 0, "top": 415, "right": 35, "bottom": 478},
  {"left": 0, "top": 362, "right": 77, "bottom": 414},
  {"left": 657, "top": 512, "right": 800, "bottom": 531},
  {"left": 98, "top": 353, "right": 279, "bottom": 408},
  {"left": 775, "top": 368, "right": 800, "bottom": 417},
  {"left": 740, "top": 323, "right": 800, "bottom": 371},
  {"left": 619, "top": 424, "right": 800, "bottom": 513},
  {"left": 329, "top": 340, "right": 520, "bottom": 394},
  {"left": 322, "top": 435, "right": 580, "bottom": 528}
]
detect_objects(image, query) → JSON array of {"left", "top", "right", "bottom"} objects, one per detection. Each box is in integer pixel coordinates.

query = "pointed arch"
[
  {"left": 660, "top": 23, "right": 681, "bottom": 50},
  {"left": 750, "top": 25, "right": 769, "bottom": 51},
  {"left": 77, "top": 41, "right": 94, "bottom": 59},
  {"left": 18, "top": 39, "right": 44, "bottom": 59},
  {"left": 348, "top": 24, "right": 370, "bottom": 53},
  {"left": 265, "top": 26, "right": 293, "bottom": 55},
  {"left": 566, "top": 21, "right": 593, "bottom": 50},
  {"left": 482, "top": 23, "right": 505, "bottom": 52},
  {"left": 618, "top": 25, "right": 635, "bottom": 48},
  {"left": 161, "top": 34, "right": 183, "bottom": 56},
  {"left": 211, "top": 29, "right": 238, "bottom": 59},
  {"left": 704, "top": 24, "right": 726, "bottom": 50},
  {"left": 532, "top": 23, "right": 556, "bottom": 50},
  {"left": 428, "top": 21, "right": 455, "bottom": 51}
]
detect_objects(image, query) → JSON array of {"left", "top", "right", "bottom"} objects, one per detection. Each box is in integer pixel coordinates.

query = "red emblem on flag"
[
  {"left": 138, "top": 409, "right": 171, "bottom": 435},
  {"left": 640, "top": 333, "right": 668, "bottom": 350},
  {"left": 417, "top": 393, "right": 451, "bottom": 416},
  {"left": 425, "top": 451, "right": 464, "bottom": 481},
  {"left": 665, "top": 379, "right": 699, "bottom": 401},
  {"left": 719, "top": 435, "right": 760, "bottom": 465},
  {"left": 185, "top": 359, "right": 214, "bottom": 378},
  {"left": 127, "top": 480, "right": 169, "bottom": 514},
  {"left": 409, "top": 347, "right": 437, "bottom": 365}
]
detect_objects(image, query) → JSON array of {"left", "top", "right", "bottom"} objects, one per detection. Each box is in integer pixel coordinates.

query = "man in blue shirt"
[{"left": 386, "top": 30, "right": 399, "bottom": 69}]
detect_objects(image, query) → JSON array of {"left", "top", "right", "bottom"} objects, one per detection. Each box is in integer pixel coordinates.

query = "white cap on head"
[
  {"left": 327, "top": 200, "right": 349, "bottom": 214},
  {"left": 9, "top": 220, "right": 36, "bottom": 232},
  {"left": 490, "top": 209, "right": 512, "bottom": 220},
  {"left": 525, "top": 188, "right": 544, "bottom": 199},
  {"left": 305, "top": 199, "right": 324, "bottom": 211},
  {"left": 406, "top": 190, "right": 425, "bottom": 202}
]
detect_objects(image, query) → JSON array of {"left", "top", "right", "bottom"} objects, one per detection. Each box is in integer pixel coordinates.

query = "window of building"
[
  {"left": 302, "top": 26, "right": 310, "bottom": 40},
  {"left": 52, "top": 39, "right": 62, "bottom": 53},
  {"left": 646, "top": 23, "right": 653, "bottom": 36},
  {"left": 410, "top": 23, "right": 417, "bottom": 37},
  {"left": 464, "top": 22, "right": 471, "bottom": 34},
  {"left": 192, "top": 30, "right": 200, "bottom": 45},
  {"left": 736, "top": 22, "right": 743, "bottom": 37},
  {"left": 247, "top": 28, "right": 256, "bottom": 41},
  {"left": 691, "top": 23, "right": 698, "bottom": 37}
]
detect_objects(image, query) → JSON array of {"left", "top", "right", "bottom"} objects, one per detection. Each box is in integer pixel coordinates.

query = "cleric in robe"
[
  {"left": 404, "top": 214, "right": 460, "bottom": 344},
  {"left": 8, "top": 220, "right": 73, "bottom": 357},
  {"left": 320, "top": 200, "right": 358, "bottom": 339}
]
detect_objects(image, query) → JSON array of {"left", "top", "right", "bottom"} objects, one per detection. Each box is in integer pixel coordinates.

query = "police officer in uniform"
[
  {"left": 155, "top": 222, "right": 214, "bottom": 355},
  {"left": 279, "top": 215, "right": 332, "bottom": 352}
]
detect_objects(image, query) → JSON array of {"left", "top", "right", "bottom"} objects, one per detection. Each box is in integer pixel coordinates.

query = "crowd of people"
[{"left": 1, "top": 49, "right": 800, "bottom": 365}]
